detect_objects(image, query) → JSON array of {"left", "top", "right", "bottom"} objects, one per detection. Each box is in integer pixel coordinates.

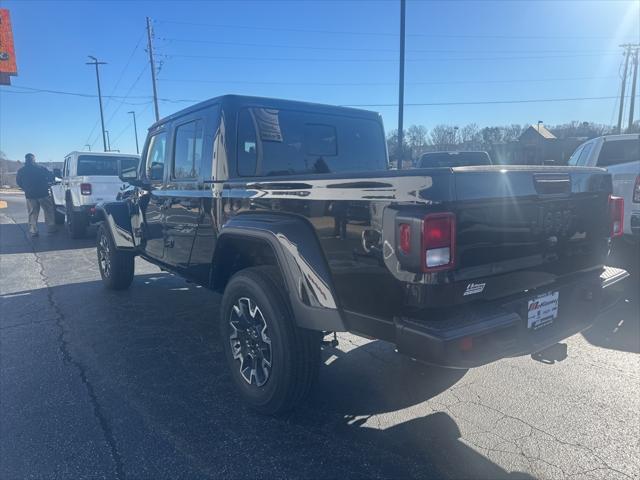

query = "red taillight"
[
  {"left": 422, "top": 212, "right": 456, "bottom": 272},
  {"left": 633, "top": 175, "right": 640, "bottom": 204},
  {"left": 80, "top": 183, "right": 92, "bottom": 195},
  {"left": 609, "top": 195, "right": 624, "bottom": 238},
  {"left": 399, "top": 223, "right": 411, "bottom": 255}
]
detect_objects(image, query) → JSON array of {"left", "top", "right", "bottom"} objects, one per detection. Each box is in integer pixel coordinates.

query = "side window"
[
  {"left": 577, "top": 143, "right": 594, "bottom": 166},
  {"left": 146, "top": 132, "right": 168, "bottom": 182},
  {"left": 568, "top": 145, "right": 584, "bottom": 166},
  {"left": 237, "top": 109, "right": 258, "bottom": 176},
  {"left": 173, "top": 120, "right": 204, "bottom": 179},
  {"left": 597, "top": 139, "right": 639, "bottom": 167}
]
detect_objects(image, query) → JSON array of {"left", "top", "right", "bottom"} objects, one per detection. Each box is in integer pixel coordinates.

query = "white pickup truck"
[
  {"left": 569, "top": 134, "right": 640, "bottom": 243},
  {"left": 51, "top": 151, "right": 140, "bottom": 238}
]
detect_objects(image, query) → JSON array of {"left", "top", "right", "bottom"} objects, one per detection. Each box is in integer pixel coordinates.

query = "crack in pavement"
[
  {"left": 441, "top": 388, "right": 634, "bottom": 480},
  {"left": 11, "top": 217, "right": 125, "bottom": 480}
]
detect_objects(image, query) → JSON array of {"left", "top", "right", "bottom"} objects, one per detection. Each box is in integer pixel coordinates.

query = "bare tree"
[
  {"left": 459, "top": 123, "right": 481, "bottom": 147},
  {"left": 405, "top": 125, "right": 429, "bottom": 162},
  {"left": 430, "top": 125, "right": 456, "bottom": 148}
]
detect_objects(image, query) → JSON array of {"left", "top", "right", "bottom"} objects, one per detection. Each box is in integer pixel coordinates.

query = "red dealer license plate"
[{"left": 527, "top": 291, "right": 559, "bottom": 330}]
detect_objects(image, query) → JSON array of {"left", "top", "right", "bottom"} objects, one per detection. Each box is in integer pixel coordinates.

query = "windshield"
[
  {"left": 419, "top": 151, "right": 492, "bottom": 168},
  {"left": 76, "top": 155, "right": 139, "bottom": 176}
]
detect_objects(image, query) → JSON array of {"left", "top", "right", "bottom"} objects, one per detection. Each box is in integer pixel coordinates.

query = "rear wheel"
[
  {"left": 220, "top": 266, "right": 321, "bottom": 415},
  {"left": 97, "top": 223, "right": 134, "bottom": 290},
  {"left": 66, "top": 201, "right": 87, "bottom": 238},
  {"left": 54, "top": 209, "right": 65, "bottom": 225}
]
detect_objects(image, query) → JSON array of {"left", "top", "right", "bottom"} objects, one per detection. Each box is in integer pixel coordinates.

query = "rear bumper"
[
  {"left": 72, "top": 204, "right": 103, "bottom": 223},
  {"left": 394, "top": 266, "right": 629, "bottom": 369}
]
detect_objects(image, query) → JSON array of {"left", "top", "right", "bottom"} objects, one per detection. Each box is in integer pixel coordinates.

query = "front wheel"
[
  {"left": 97, "top": 223, "right": 134, "bottom": 290},
  {"left": 220, "top": 266, "right": 321, "bottom": 415}
]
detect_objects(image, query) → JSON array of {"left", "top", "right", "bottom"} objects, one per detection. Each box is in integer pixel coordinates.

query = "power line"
[
  {"left": 5, "top": 86, "right": 625, "bottom": 108},
  {"left": 159, "top": 37, "right": 618, "bottom": 56},
  {"left": 157, "top": 75, "right": 618, "bottom": 87},
  {"left": 343, "top": 96, "right": 626, "bottom": 108},
  {"left": 5, "top": 85, "right": 151, "bottom": 103},
  {"left": 102, "top": 31, "right": 146, "bottom": 112},
  {"left": 104, "top": 64, "right": 150, "bottom": 127},
  {"left": 158, "top": 52, "right": 619, "bottom": 63},
  {"left": 154, "top": 19, "right": 629, "bottom": 40}
]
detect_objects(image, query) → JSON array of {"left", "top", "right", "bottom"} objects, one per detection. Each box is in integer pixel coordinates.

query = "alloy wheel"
[
  {"left": 98, "top": 233, "right": 111, "bottom": 278},
  {"left": 229, "top": 297, "right": 272, "bottom": 387}
]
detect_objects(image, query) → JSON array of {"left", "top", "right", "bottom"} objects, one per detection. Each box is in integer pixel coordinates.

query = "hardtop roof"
[
  {"left": 149, "top": 94, "right": 381, "bottom": 131},
  {"left": 65, "top": 151, "right": 140, "bottom": 158}
]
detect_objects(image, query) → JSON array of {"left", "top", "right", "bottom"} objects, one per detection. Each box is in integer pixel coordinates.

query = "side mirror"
[
  {"left": 119, "top": 164, "right": 139, "bottom": 183},
  {"left": 53, "top": 168, "right": 62, "bottom": 178},
  {"left": 119, "top": 167, "right": 150, "bottom": 189}
]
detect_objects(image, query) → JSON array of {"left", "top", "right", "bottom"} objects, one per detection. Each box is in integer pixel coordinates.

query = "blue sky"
[{"left": 1, "top": 0, "right": 638, "bottom": 162}]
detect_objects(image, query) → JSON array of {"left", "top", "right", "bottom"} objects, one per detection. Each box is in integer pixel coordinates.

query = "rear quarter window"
[
  {"left": 597, "top": 139, "right": 640, "bottom": 167},
  {"left": 236, "top": 107, "right": 387, "bottom": 177}
]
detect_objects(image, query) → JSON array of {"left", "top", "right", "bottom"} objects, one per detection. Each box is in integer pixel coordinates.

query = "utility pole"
[
  {"left": 628, "top": 48, "right": 639, "bottom": 132},
  {"left": 146, "top": 17, "right": 160, "bottom": 122},
  {"left": 616, "top": 45, "right": 639, "bottom": 134},
  {"left": 128, "top": 110, "right": 140, "bottom": 154},
  {"left": 396, "top": 0, "right": 406, "bottom": 170},
  {"left": 86, "top": 56, "right": 108, "bottom": 152},
  {"left": 105, "top": 130, "right": 111, "bottom": 152}
]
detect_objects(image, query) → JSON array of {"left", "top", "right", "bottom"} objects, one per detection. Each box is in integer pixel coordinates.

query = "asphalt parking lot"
[{"left": 1, "top": 192, "right": 639, "bottom": 480}]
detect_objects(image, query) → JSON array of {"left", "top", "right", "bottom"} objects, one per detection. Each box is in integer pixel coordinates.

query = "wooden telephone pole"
[{"left": 617, "top": 44, "right": 640, "bottom": 133}]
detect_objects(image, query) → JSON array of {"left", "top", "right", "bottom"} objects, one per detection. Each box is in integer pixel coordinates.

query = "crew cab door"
[
  {"left": 141, "top": 130, "right": 169, "bottom": 260},
  {"left": 163, "top": 116, "right": 206, "bottom": 270}
]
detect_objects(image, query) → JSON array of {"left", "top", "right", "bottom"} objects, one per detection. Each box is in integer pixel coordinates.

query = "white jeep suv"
[{"left": 51, "top": 151, "right": 139, "bottom": 238}]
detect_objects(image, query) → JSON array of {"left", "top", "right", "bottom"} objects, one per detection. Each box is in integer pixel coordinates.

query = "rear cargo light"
[
  {"left": 80, "top": 183, "right": 92, "bottom": 195},
  {"left": 422, "top": 212, "right": 456, "bottom": 272},
  {"left": 609, "top": 195, "right": 624, "bottom": 238},
  {"left": 634, "top": 175, "right": 640, "bottom": 203},
  {"left": 399, "top": 223, "right": 411, "bottom": 255}
]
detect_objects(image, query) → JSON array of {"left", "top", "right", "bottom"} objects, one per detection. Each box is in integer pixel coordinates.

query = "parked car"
[
  {"left": 418, "top": 150, "right": 492, "bottom": 168},
  {"left": 568, "top": 134, "right": 640, "bottom": 242},
  {"left": 96, "top": 95, "right": 628, "bottom": 414},
  {"left": 50, "top": 151, "right": 140, "bottom": 237}
]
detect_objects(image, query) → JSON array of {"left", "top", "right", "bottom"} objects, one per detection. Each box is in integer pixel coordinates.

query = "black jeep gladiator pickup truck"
[{"left": 97, "top": 95, "right": 628, "bottom": 414}]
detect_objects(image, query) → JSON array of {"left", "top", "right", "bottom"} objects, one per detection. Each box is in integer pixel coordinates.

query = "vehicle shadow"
[
  {"left": 0, "top": 222, "right": 97, "bottom": 254},
  {"left": 2, "top": 273, "right": 530, "bottom": 479},
  {"left": 581, "top": 240, "right": 640, "bottom": 354}
]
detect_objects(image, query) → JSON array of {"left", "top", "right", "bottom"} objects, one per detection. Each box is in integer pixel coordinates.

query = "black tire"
[
  {"left": 97, "top": 223, "right": 135, "bottom": 290},
  {"left": 54, "top": 209, "right": 65, "bottom": 225},
  {"left": 66, "top": 202, "right": 87, "bottom": 238},
  {"left": 220, "top": 266, "right": 321, "bottom": 415}
]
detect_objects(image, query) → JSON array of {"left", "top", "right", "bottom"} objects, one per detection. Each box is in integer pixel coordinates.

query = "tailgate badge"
[{"left": 463, "top": 282, "right": 486, "bottom": 296}]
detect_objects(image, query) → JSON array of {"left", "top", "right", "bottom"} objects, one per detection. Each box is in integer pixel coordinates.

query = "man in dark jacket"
[{"left": 16, "top": 153, "right": 56, "bottom": 237}]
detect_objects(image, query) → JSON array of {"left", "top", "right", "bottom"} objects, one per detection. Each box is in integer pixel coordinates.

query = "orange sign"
[{"left": 0, "top": 9, "right": 18, "bottom": 76}]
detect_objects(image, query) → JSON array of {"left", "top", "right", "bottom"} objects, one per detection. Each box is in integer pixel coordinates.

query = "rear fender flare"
[{"left": 213, "top": 213, "right": 345, "bottom": 331}]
